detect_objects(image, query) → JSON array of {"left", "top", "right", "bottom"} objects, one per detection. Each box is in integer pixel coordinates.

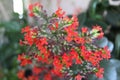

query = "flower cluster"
[{"left": 18, "top": 2, "right": 110, "bottom": 80}]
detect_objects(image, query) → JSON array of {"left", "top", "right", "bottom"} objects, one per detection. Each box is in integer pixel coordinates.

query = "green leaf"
[
  {"left": 105, "top": 11, "right": 120, "bottom": 27},
  {"left": 77, "top": 13, "right": 86, "bottom": 28},
  {"left": 88, "top": 0, "right": 99, "bottom": 19},
  {"left": 101, "top": 0, "right": 109, "bottom": 7},
  {"left": 114, "top": 34, "right": 120, "bottom": 59}
]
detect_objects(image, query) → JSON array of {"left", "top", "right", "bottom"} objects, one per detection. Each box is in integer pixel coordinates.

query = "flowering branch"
[{"left": 18, "top": 2, "right": 110, "bottom": 80}]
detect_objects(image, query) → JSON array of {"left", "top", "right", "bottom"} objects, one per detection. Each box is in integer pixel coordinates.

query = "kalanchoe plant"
[{"left": 17, "top": 2, "right": 111, "bottom": 80}]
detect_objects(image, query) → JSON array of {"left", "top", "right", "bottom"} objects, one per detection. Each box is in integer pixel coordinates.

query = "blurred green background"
[{"left": 0, "top": 0, "right": 120, "bottom": 80}]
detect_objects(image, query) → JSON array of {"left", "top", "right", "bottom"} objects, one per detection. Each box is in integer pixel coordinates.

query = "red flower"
[
  {"left": 49, "top": 22, "right": 59, "bottom": 31},
  {"left": 55, "top": 7, "right": 65, "bottom": 18},
  {"left": 93, "top": 25, "right": 102, "bottom": 31},
  {"left": 74, "top": 37, "right": 85, "bottom": 44},
  {"left": 65, "top": 27, "right": 79, "bottom": 42},
  {"left": 76, "top": 58, "right": 82, "bottom": 64},
  {"left": 19, "top": 40, "right": 24, "bottom": 46},
  {"left": 65, "top": 35, "right": 73, "bottom": 42},
  {"left": 102, "top": 46, "right": 111, "bottom": 59},
  {"left": 28, "top": 2, "right": 42, "bottom": 17},
  {"left": 29, "top": 12, "right": 34, "bottom": 17},
  {"left": 62, "top": 53, "right": 72, "bottom": 68},
  {"left": 81, "top": 27, "right": 88, "bottom": 33},
  {"left": 17, "top": 70, "right": 24, "bottom": 79},
  {"left": 18, "top": 53, "right": 32, "bottom": 66},
  {"left": 70, "top": 49, "right": 78, "bottom": 58},
  {"left": 53, "top": 56, "right": 63, "bottom": 71},
  {"left": 75, "top": 74, "right": 82, "bottom": 80},
  {"left": 33, "top": 66, "right": 42, "bottom": 75},
  {"left": 44, "top": 73, "right": 52, "bottom": 80},
  {"left": 22, "top": 27, "right": 38, "bottom": 46},
  {"left": 95, "top": 68, "right": 104, "bottom": 78},
  {"left": 91, "top": 25, "right": 104, "bottom": 39},
  {"left": 29, "top": 3, "right": 41, "bottom": 11},
  {"left": 51, "top": 69, "right": 62, "bottom": 77},
  {"left": 36, "top": 37, "right": 48, "bottom": 47},
  {"left": 71, "top": 15, "right": 79, "bottom": 28},
  {"left": 21, "top": 26, "right": 30, "bottom": 33},
  {"left": 70, "top": 49, "right": 82, "bottom": 64},
  {"left": 18, "top": 53, "right": 25, "bottom": 61},
  {"left": 98, "top": 32, "right": 104, "bottom": 39},
  {"left": 20, "top": 58, "right": 32, "bottom": 66}
]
